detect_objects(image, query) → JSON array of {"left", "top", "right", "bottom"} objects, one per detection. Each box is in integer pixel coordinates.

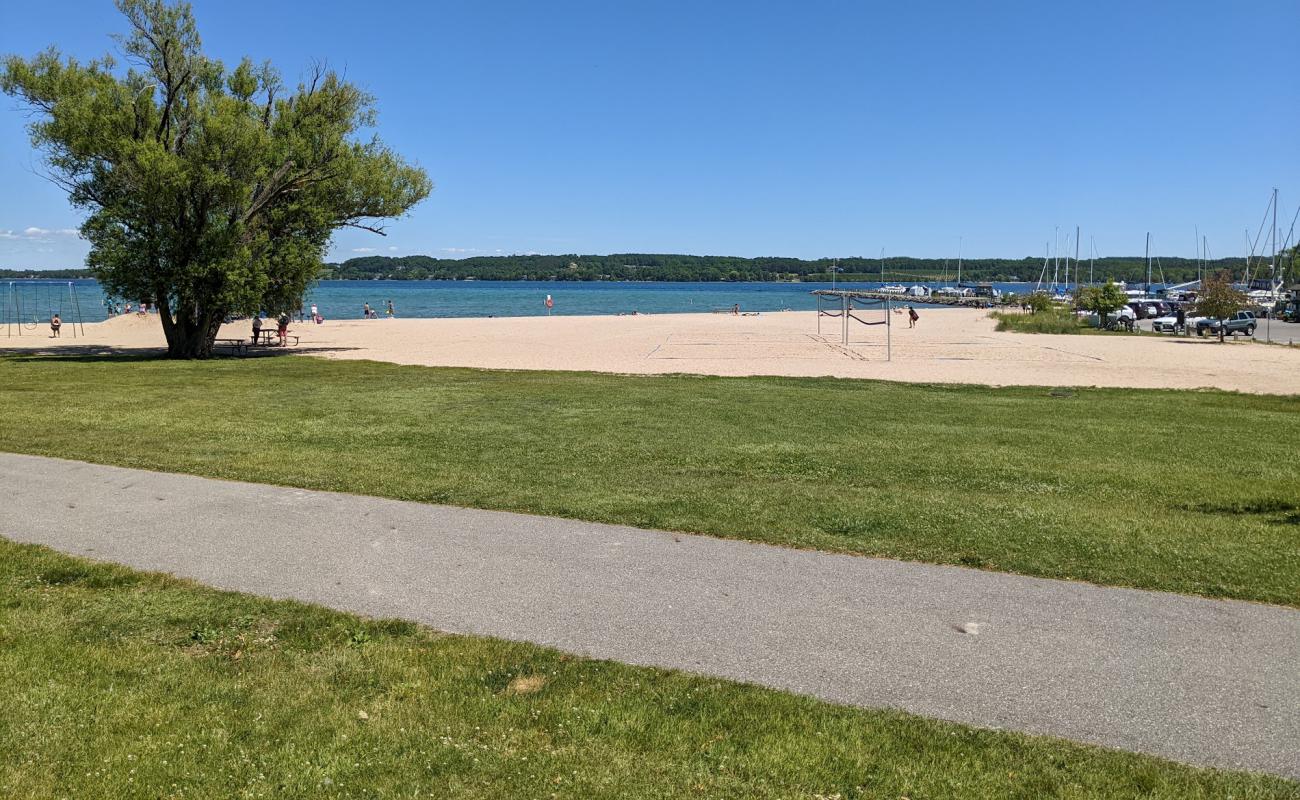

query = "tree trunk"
[{"left": 157, "top": 296, "right": 223, "bottom": 358}]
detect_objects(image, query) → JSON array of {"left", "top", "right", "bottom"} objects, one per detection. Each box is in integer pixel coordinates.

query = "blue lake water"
[{"left": 5, "top": 279, "right": 1059, "bottom": 324}]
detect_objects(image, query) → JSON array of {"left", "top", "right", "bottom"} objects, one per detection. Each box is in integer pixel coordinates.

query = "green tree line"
[
  {"left": 323, "top": 253, "right": 1268, "bottom": 284},
  {"left": 9, "top": 247, "right": 1294, "bottom": 286}
]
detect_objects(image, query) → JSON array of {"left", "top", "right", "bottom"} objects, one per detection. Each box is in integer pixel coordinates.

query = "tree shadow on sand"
[{"left": 1, "top": 343, "right": 360, "bottom": 364}]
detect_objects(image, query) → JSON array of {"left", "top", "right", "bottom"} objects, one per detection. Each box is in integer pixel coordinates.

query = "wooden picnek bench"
[{"left": 213, "top": 338, "right": 248, "bottom": 356}]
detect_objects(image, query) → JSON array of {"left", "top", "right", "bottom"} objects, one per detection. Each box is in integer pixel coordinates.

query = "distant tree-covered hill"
[
  {"left": 321, "top": 253, "right": 1269, "bottom": 285},
  {"left": 0, "top": 268, "right": 94, "bottom": 279},
  {"left": 8, "top": 247, "right": 1293, "bottom": 286}
]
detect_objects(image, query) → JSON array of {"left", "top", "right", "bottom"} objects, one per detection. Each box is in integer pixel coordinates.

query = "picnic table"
[
  {"left": 213, "top": 338, "right": 247, "bottom": 356},
  {"left": 251, "top": 329, "right": 299, "bottom": 347}
]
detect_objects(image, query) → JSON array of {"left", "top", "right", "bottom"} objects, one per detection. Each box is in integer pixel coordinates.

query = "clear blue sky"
[{"left": 2, "top": 0, "right": 1296, "bottom": 269}]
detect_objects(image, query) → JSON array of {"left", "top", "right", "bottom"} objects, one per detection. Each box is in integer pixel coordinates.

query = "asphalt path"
[{"left": 2, "top": 453, "right": 1297, "bottom": 779}]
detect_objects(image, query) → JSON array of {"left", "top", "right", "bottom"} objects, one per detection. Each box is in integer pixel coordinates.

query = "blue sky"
[{"left": 1, "top": 0, "right": 1296, "bottom": 268}]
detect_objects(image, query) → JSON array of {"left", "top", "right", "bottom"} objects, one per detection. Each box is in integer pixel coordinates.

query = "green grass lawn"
[
  {"left": 1, "top": 540, "right": 1294, "bottom": 799},
  {"left": 0, "top": 354, "right": 1297, "bottom": 605}
]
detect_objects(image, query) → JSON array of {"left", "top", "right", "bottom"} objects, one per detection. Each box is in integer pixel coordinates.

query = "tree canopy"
[
  {"left": 1195, "top": 271, "right": 1248, "bottom": 342},
  {"left": 1, "top": 0, "right": 430, "bottom": 357},
  {"left": 1077, "top": 280, "right": 1130, "bottom": 325}
]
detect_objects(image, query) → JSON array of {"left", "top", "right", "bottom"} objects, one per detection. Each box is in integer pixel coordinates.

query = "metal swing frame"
[{"left": 3, "top": 280, "right": 87, "bottom": 338}]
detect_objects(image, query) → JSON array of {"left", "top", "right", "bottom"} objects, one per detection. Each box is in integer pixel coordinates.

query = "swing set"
[{"left": 2, "top": 280, "right": 87, "bottom": 338}]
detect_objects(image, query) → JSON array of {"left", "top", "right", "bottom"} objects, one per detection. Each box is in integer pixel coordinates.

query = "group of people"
[
  {"left": 102, "top": 299, "right": 151, "bottom": 316},
  {"left": 251, "top": 312, "right": 293, "bottom": 346},
  {"left": 362, "top": 300, "right": 396, "bottom": 319}
]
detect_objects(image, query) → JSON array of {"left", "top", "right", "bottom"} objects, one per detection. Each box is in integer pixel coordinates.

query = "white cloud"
[
  {"left": 1, "top": 227, "right": 81, "bottom": 240},
  {"left": 351, "top": 247, "right": 377, "bottom": 253},
  {"left": 23, "top": 227, "right": 79, "bottom": 237},
  {"left": 387, "top": 246, "right": 400, "bottom": 252},
  {"left": 440, "top": 247, "right": 480, "bottom": 254}
]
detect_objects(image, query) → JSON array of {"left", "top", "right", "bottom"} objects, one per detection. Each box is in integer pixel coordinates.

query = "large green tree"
[{"left": 2, "top": 0, "right": 430, "bottom": 357}]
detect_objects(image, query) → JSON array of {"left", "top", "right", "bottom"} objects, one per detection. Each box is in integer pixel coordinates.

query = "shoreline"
[{"left": 4, "top": 309, "right": 1299, "bottom": 395}]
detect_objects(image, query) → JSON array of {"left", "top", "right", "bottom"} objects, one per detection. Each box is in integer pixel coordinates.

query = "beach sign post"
[{"left": 545, "top": 294, "right": 554, "bottom": 316}]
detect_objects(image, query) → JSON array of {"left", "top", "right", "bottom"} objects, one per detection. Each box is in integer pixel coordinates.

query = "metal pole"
[
  {"left": 816, "top": 295, "right": 821, "bottom": 335},
  {"left": 886, "top": 298, "right": 892, "bottom": 361},
  {"left": 1074, "top": 225, "right": 1080, "bottom": 296},
  {"left": 1269, "top": 187, "right": 1277, "bottom": 342},
  {"left": 842, "top": 295, "right": 848, "bottom": 345}
]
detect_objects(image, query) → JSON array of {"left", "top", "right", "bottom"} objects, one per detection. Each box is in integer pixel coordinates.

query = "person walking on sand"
[
  {"left": 907, "top": 306, "right": 919, "bottom": 328},
  {"left": 50, "top": 313, "right": 62, "bottom": 338},
  {"left": 386, "top": 299, "right": 395, "bottom": 318},
  {"left": 277, "top": 313, "right": 290, "bottom": 345}
]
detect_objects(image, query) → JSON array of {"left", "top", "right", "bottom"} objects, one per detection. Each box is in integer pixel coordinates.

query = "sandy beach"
[{"left": 5, "top": 309, "right": 1299, "bottom": 395}]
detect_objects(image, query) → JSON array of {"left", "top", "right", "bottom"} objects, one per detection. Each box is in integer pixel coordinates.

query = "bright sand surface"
[{"left": 5, "top": 309, "right": 1300, "bottom": 395}]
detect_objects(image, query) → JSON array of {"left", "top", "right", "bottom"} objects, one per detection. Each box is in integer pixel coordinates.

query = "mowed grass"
[
  {"left": 0, "top": 354, "right": 1297, "bottom": 605},
  {"left": 2, "top": 540, "right": 1295, "bottom": 799}
]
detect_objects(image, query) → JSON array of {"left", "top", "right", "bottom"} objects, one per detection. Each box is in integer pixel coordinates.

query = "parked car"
[
  {"left": 1196, "top": 311, "right": 1257, "bottom": 337},
  {"left": 1151, "top": 312, "right": 1203, "bottom": 333},
  {"left": 1151, "top": 314, "right": 1179, "bottom": 333}
]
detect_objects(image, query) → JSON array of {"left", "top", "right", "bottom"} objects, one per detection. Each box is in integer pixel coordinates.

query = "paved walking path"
[{"left": 2, "top": 453, "right": 1297, "bottom": 779}]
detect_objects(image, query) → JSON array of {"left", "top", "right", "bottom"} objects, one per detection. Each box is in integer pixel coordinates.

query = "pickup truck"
[{"left": 1195, "top": 311, "right": 1256, "bottom": 337}]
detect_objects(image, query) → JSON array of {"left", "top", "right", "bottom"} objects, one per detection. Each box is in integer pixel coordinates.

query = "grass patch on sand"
[
  {"left": 991, "top": 310, "right": 1091, "bottom": 334},
  {"left": 0, "top": 354, "right": 1297, "bottom": 605},
  {"left": 1, "top": 540, "right": 1294, "bottom": 799}
]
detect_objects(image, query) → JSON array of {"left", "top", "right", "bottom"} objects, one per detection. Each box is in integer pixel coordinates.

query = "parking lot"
[{"left": 1137, "top": 315, "right": 1300, "bottom": 344}]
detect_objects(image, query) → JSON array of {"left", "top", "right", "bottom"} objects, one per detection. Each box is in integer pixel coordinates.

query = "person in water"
[
  {"left": 363, "top": 302, "right": 373, "bottom": 319},
  {"left": 907, "top": 306, "right": 919, "bottom": 328},
  {"left": 386, "top": 299, "right": 395, "bottom": 317},
  {"left": 50, "top": 313, "right": 62, "bottom": 338}
]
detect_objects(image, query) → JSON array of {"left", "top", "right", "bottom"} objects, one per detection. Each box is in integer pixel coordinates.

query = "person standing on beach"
[
  {"left": 907, "top": 306, "right": 919, "bottom": 328},
  {"left": 50, "top": 313, "right": 61, "bottom": 338},
  {"left": 386, "top": 299, "right": 395, "bottom": 318},
  {"left": 251, "top": 314, "right": 262, "bottom": 343},
  {"left": 310, "top": 304, "right": 320, "bottom": 324},
  {"left": 363, "top": 302, "right": 372, "bottom": 319},
  {"left": 277, "top": 313, "right": 290, "bottom": 345}
]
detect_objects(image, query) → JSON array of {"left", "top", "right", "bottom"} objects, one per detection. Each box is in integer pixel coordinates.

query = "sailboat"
[{"left": 934, "top": 237, "right": 966, "bottom": 296}]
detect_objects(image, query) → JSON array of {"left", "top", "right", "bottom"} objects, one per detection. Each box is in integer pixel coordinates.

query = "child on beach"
[{"left": 50, "top": 313, "right": 61, "bottom": 338}]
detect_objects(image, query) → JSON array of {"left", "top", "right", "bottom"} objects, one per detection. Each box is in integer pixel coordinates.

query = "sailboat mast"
[
  {"left": 1272, "top": 187, "right": 1279, "bottom": 283},
  {"left": 1201, "top": 235, "right": 1207, "bottom": 284},
  {"left": 1145, "top": 232, "right": 1151, "bottom": 294},
  {"left": 1074, "top": 225, "right": 1080, "bottom": 291}
]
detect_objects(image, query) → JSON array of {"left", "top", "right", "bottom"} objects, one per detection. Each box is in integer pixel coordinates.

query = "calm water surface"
[{"left": 5, "top": 279, "right": 1058, "bottom": 324}]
